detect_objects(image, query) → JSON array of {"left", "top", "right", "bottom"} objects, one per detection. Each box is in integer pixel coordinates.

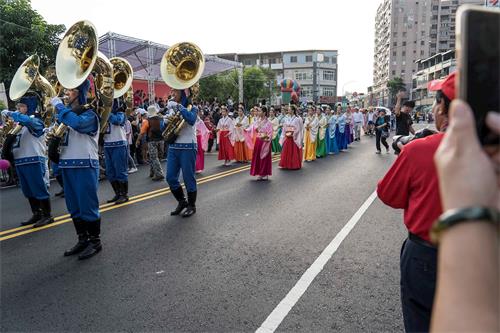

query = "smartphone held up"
[{"left": 456, "top": 5, "right": 500, "bottom": 146}]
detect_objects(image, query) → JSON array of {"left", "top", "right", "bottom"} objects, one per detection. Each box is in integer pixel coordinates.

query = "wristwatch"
[{"left": 430, "top": 207, "right": 500, "bottom": 245}]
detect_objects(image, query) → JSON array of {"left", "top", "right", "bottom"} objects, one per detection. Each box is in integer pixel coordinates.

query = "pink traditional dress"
[
  {"left": 216, "top": 115, "right": 235, "bottom": 164},
  {"left": 279, "top": 115, "right": 304, "bottom": 170},
  {"left": 195, "top": 117, "right": 209, "bottom": 173},
  {"left": 245, "top": 117, "right": 273, "bottom": 178}
]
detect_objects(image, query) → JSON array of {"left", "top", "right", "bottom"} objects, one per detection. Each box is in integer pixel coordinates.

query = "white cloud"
[{"left": 32, "top": 0, "right": 382, "bottom": 94}]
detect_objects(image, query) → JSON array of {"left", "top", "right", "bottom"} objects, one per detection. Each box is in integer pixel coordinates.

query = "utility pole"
[{"left": 312, "top": 60, "right": 317, "bottom": 104}]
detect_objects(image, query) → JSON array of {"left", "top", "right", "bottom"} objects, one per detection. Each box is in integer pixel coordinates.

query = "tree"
[
  {"left": 0, "top": 0, "right": 65, "bottom": 104},
  {"left": 386, "top": 77, "right": 406, "bottom": 105},
  {"left": 198, "top": 66, "right": 276, "bottom": 108}
]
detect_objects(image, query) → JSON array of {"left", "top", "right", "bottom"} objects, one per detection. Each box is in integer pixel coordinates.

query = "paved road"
[{"left": 0, "top": 130, "right": 414, "bottom": 332}]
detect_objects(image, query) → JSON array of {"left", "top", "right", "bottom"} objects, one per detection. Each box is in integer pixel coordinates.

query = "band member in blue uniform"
[
  {"left": 1, "top": 96, "right": 53, "bottom": 228},
  {"left": 166, "top": 88, "right": 198, "bottom": 218},
  {"left": 50, "top": 79, "right": 102, "bottom": 260},
  {"left": 103, "top": 98, "right": 129, "bottom": 204}
]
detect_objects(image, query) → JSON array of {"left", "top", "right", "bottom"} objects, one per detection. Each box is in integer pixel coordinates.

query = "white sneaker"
[{"left": 128, "top": 167, "right": 138, "bottom": 174}]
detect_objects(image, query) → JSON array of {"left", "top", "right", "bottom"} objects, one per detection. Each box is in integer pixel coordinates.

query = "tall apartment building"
[
  {"left": 372, "top": 0, "right": 482, "bottom": 106},
  {"left": 217, "top": 50, "right": 338, "bottom": 104}
]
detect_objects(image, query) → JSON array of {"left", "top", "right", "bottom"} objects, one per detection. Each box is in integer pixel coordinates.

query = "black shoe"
[
  {"left": 182, "top": 191, "right": 197, "bottom": 218},
  {"left": 170, "top": 187, "right": 188, "bottom": 216},
  {"left": 78, "top": 219, "right": 102, "bottom": 260},
  {"left": 152, "top": 175, "right": 164, "bottom": 181},
  {"left": 21, "top": 197, "right": 41, "bottom": 226},
  {"left": 115, "top": 181, "right": 129, "bottom": 205},
  {"left": 33, "top": 199, "right": 54, "bottom": 228},
  {"left": 107, "top": 181, "right": 120, "bottom": 203},
  {"left": 64, "top": 218, "right": 88, "bottom": 256}
]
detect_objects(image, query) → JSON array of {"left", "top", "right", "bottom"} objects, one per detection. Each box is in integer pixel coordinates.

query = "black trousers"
[
  {"left": 400, "top": 237, "right": 437, "bottom": 333},
  {"left": 207, "top": 138, "right": 214, "bottom": 152},
  {"left": 376, "top": 130, "right": 389, "bottom": 151}
]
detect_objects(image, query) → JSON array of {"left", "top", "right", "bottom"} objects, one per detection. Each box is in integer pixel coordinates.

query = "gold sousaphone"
[
  {"left": 5, "top": 54, "right": 56, "bottom": 136},
  {"left": 160, "top": 42, "right": 205, "bottom": 143},
  {"left": 52, "top": 20, "right": 114, "bottom": 137}
]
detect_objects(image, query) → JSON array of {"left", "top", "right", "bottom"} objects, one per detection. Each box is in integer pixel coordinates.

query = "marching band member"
[
  {"left": 279, "top": 105, "right": 303, "bottom": 170},
  {"left": 103, "top": 98, "right": 129, "bottom": 205},
  {"left": 269, "top": 108, "right": 282, "bottom": 155},
  {"left": 166, "top": 89, "right": 198, "bottom": 218},
  {"left": 216, "top": 106, "right": 235, "bottom": 166},
  {"left": 246, "top": 106, "right": 273, "bottom": 180},
  {"left": 303, "top": 106, "right": 319, "bottom": 162},
  {"left": 327, "top": 107, "right": 340, "bottom": 155},
  {"left": 195, "top": 109, "right": 209, "bottom": 173},
  {"left": 50, "top": 79, "right": 101, "bottom": 260},
  {"left": 233, "top": 107, "right": 251, "bottom": 163},
  {"left": 1, "top": 96, "right": 53, "bottom": 228},
  {"left": 315, "top": 107, "right": 328, "bottom": 158}
]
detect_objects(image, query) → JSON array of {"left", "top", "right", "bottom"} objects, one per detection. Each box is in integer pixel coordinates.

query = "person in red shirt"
[{"left": 377, "top": 72, "right": 455, "bottom": 333}]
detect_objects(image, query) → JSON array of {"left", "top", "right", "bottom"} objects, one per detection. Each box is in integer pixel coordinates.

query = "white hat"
[{"left": 147, "top": 105, "right": 158, "bottom": 117}]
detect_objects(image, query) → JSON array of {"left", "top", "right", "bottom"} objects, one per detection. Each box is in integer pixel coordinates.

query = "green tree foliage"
[
  {"left": 386, "top": 77, "right": 406, "bottom": 104},
  {"left": 0, "top": 0, "right": 65, "bottom": 100},
  {"left": 199, "top": 66, "right": 279, "bottom": 107}
]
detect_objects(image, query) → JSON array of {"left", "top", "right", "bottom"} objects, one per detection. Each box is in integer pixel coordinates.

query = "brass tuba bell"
[
  {"left": 52, "top": 20, "right": 114, "bottom": 136},
  {"left": 110, "top": 57, "right": 133, "bottom": 99},
  {"left": 6, "top": 54, "right": 56, "bottom": 135},
  {"left": 160, "top": 42, "right": 205, "bottom": 90}
]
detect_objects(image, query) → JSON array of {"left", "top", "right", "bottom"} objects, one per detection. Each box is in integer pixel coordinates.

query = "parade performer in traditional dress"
[
  {"left": 103, "top": 98, "right": 129, "bottom": 205},
  {"left": 269, "top": 108, "right": 282, "bottom": 155},
  {"left": 245, "top": 106, "right": 273, "bottom": 180},
  {"left": 1, "top": 97, "right": 53, "bottom": 228},
  {"left": 315, "top": 107, "right": 327, "bottom": 158},
  {"left": 165, "top": 89, "right": 198, "bottom": 218},
  {"left": 216, "top": 106, "right": 235, "bottom": 166},
  {"left": 50, "top": 79, "right": 102, "bottom": 259},
  {"left": 233, "top": 107, "right": 251, "bottom": 162},
  {"left": 195, "top": 109, "right": 209, "bottom": 173},
  {"left": 327, "top": 107, "right": 340, "bottom": 155},
  {"left": 303, "top": 106, "right": 319, "bottom": 162},
  {"left": 336, "top": 106, "right": 348, "bottom": 151},
  {"left": 278, "top": 105, "right": 303, "bottom": 170},
  {"left": 345, "top": 107, "right": 354, "bottom": 144}
]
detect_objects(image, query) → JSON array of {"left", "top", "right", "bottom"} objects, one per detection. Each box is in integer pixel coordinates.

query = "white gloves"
[
  {"left": 50, "top": 97, "right": 63, "bottom": 107},
  {"left": 167, "top": 101, "right": 178, "bottom": 110},
  {"left": 1, "top": 109, "right": 12, "bottom": 118}
]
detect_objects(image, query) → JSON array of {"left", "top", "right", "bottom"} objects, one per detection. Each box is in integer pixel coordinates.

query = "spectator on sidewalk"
[
  {"left": 394, "top": 92, "right": 415, "bottom": 136},
  {"left": 136, "top": 106, "right": 165, "bottom": 181}
]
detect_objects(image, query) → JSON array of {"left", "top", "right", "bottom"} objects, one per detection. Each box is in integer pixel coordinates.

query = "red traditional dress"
[
  {"left": 279, "top": 115, "right": 304, "bottom": 170},
  {"left": 245, "top": 118, "right": 273, "bottom": 178},
  {"left": 233, "top": 115, "right": 251, "bottom": 162},
  {"left": 216, "top": 115, "right": 235, "bottom": 163}
]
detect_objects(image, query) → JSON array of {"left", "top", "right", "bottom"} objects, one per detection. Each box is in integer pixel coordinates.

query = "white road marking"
[{"left": 256, "top": 190, "right": 378, "bottom": 333}]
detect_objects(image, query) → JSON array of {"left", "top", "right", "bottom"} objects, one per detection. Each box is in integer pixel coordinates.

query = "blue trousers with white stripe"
[
  {"left": 61, "top": 167, "right": 100, "bottom": 221},
  {"left": 104, "top": 145, "right": 128, "bottom": 182}
]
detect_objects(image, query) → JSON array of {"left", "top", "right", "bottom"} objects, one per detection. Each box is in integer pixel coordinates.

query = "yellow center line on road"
[
  {"left": 0, "top": 163, "right": 255, "bottom": 237},
  {"left": 0, "top": 156, "right": 281, "bottom": 241}
]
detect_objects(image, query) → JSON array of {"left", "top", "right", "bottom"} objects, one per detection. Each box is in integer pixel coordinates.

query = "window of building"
[
  {"left": 393, "top": 41, "right": 397, "bottom": 46},
  {"left": 421, "top": 50, "right": 425, "bottom": 56},
  {"left": 323, "top": 70, "right": 335, "bottom": 81},
  {"left": 243, "top": 59, "right": 253, "bottom": 66},
  {"left": 392, "top": 70, "right": 396, "bottom": 75},
  {"left": 305, "top": 55, "right": 313, "bottom": 62},
  {"left": 322, "top": 87, "right": 335, "bottom": 97},
  {"left": 323, "top": 56, "right": 330, "bottom": 63},
  {"left": 402, "top": 51, "right": 406, "bottom": 56},
  {"left": 402, "top": 60, "right": 406, "bottom": 65},
  {"left": 421, "top": 40, "right": 425, "bottom": 45},
  {"left": 402, "top": 31, "right": 407, "bottom": 37},
  {"left": 295, "top": 72, "right": 306, "bottom": 80},
  {"left": 290, "top": 56, "right": 297, "bottom": 63},
  {"left": 300, "top": 86, "right": 313, "bottom": 98},
  {"left": 402, "top": 41, "right": 406, "bottom": 46}
]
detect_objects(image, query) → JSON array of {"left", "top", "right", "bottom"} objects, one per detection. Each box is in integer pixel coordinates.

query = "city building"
[
  {"left": 412, "top": 50, "right": 456, "bottom": 106},
  {"left": 216, "top": 50, "right": 338, "bottom": 104},
  {"left": 372, "top": 0, "right": 482, "bottom": 107}
]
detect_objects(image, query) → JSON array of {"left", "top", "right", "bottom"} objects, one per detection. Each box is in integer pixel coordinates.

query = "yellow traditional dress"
[{"left": 303, "top": 115, "right": 319, "bottom": 161}]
